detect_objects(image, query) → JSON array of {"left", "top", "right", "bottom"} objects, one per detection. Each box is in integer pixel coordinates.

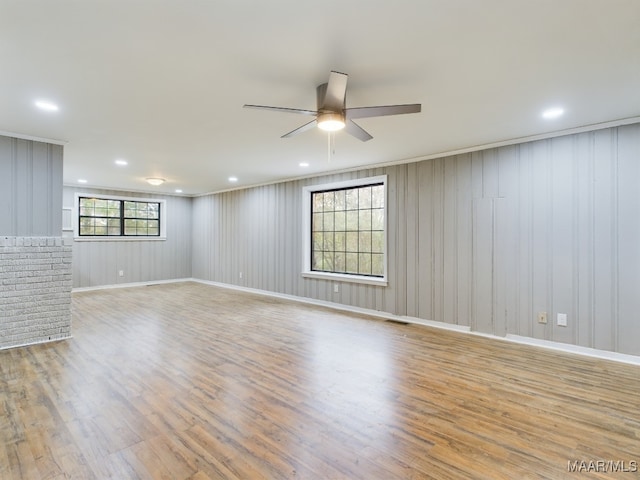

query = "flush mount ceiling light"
[
  {"left": 542, "top": 107, "right": 564, "bottom": 119},
  {"left": 146, "top": 178, "right": 165, "bottom": 186},
  {"left": 34, "top": 100, "right": 59, "bottom": 112},
  {"left": 317, "top": 112, "right": 345, "bottom": 132},
  {"left": 115, "top": 159, "right": 128, "bottom": 166},
  {"left": 228, "top": 176, "right": 238, "bottom": 183}
]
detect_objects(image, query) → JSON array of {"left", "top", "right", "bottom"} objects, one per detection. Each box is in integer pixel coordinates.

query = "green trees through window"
[
  {"left": 79, "top": 197, "right": 160, "bottom": 236},
  {"left": 311, "top": 183, "right": 385, "bottom": 277}
]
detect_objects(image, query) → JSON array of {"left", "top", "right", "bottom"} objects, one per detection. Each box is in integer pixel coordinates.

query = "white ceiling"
[{"left": 1, "top": 0, "right": 639, "bottom": 196}]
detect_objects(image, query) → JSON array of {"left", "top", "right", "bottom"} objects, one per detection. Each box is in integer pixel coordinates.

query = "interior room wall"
[
  {"left": 63, "top": 187, "right": 193, "bottom": 289},
  {"left": 191, "top": 123, "right": 640, "bottom": 356}
]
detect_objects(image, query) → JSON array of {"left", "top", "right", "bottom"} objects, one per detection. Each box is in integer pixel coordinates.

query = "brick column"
[{"left": 0, "top": 236, "right": 72, "bottom": 349}]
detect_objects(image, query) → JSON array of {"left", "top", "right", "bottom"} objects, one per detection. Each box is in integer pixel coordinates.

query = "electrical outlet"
[
  {"left": 557, "top": 313, "right": 568, "bottom": 327},
  {"left": 334, "top": 283, "right": 339, "bottom": 293},
  {"left": 118, "top": 270, "right": 124, "bottom": 277},
  {"left": 537, "top": 312, "right": 548, "bottom": 324},
  {"left": 239, "top": 271, "right": 243, "bottom": 279}
]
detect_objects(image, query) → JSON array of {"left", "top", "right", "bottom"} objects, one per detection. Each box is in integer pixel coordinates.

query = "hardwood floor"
[{"left": 1, "top": 282, "right": 638, "bottom": 479}]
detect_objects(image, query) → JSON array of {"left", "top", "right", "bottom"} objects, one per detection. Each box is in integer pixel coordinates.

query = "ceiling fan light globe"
[{"left": 317, "top": 113, "right": 345, "bottom": 132}]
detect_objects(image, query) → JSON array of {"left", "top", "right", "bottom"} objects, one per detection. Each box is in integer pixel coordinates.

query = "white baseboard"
[
  {"left": 192, "top": 279, "right": 640, "bottom": 366},
  {"left": 72, "top": 277, "right": 193, "bottom": 293}
]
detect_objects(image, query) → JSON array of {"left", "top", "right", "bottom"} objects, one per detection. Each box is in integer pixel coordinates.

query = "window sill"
[
  {"left": 302, "top": 271, "right": 388, "bottom": 286},
  {"left": 73, "top": 236, "right": 166, "bottom": 242}
]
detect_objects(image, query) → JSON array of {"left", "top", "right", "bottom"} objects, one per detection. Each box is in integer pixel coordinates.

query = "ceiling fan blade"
[
  {"left": 243, "top": 104, "right": 317, "bottom": 116},
  {"left": 345, "top": 103, "right": 421, "bottom": 120},
  {"left": 281, "top": 119, "right": 318, "bottom": 138},
  {"left": 320, "top": 71, "right": 348, "bottom": 111},
  {"left": 344, "top": 120, "right": 373, "bottom": 142}
]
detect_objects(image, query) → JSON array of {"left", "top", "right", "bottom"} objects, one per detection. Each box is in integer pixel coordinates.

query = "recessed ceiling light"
[
  {"left": 228, "top": 176, "right": 238, "bottom": 183},
  {"left": 35, "top": 100, "right": 59, "bottom": 112},
  {"left": 146, "top": 178, "right": 165, "bottom": 186},
  {"left": 115, "top": 159, "right": 128, "bottom": 166},
  {"left": 299, "top": 162, "right": 310, "bottom": 167},
  {"left": 175, "top": 189, "right": 183, "bottom": 193},
  {"left": 542, "top": 107, "right": 564, "bottom": 120},
  {"left": 78, "top": 179, "right": 88, "bottom": 184}
]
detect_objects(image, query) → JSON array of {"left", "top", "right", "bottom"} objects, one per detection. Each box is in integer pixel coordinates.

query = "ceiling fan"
[{"left": 243, "top": 71, "right": 421, "bottom": 142}]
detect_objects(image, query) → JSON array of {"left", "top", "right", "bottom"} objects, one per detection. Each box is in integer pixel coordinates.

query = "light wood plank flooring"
[{"left": 1, "top": 282, "right": 639, "bottom": 479}]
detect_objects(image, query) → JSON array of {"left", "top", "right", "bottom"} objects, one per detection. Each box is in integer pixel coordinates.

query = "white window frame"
[
  {"left": 302, "top": 175, "right": 388, "bottom": 286},
  {"left": 73, "top": 193, "right": 167, "bottom": 241}
]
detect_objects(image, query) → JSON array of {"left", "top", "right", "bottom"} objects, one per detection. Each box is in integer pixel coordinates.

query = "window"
[
  {"left": 74, "top": 194, "right": 166, "bottom": 240},
  {"left": 302, "top": 176, "right": 387, "bottom": 285}
]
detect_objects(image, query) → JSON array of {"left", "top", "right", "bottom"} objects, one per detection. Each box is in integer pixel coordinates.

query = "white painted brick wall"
[{"left": 0, "top": 236, "right": 72, "bottom": 349}]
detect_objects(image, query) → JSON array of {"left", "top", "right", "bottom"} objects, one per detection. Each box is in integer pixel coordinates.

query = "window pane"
[
  {"left": 346, "top": 232, "right": 359, "bottom": 252},
  {"left": 359, "top": 209, "right": 371, "bottom": 230},
  {"left": 80, "top": 198, "right": 94, "bottom": 208},
  {"left": 312, "top": 193, "right": 324, "bottom": 212},
  {"left": 335, "top": 252, "right": 346, "bottom": 272},
  {"left": 312, "top": 251, "right": 324, "bottom": 270},
  {"left": 372, "top": 231, "right": 384, "bottom": 253},
  {"left": 323, "top": 212, "right": 334, "bottom": 231},
  {"left": 312, "top": 213, "right": 323, "bottom": 232},
  {"left": 358, "top": 187, "right": 372, "bottom": 209},
  {"left": 312, "top": 232, "right": 323, "bottom": 250},
  {"left": 345, "top": 189, "right": 358, "bottom": 210},
  {"left": 372, "top": 209, "right": 384, "bottom": 230},
  {"left": 334, "top": 190, "right": 346, "bottom": 211},
  {"left": 80, "top": 225, "right": 93, "bottom": 235},
  {"left": 148, "top": 203, "right": 159, "bottom": 219},
  {"left": 335, "top": 232, "right": 345, "bottom": 251},
  {"left": 94, "top": 199, "right": 108, "bottom": 209},
  {"left": 334, "top": 211, "right": 346, "bottom": 231},
  {"left": 359, "top": 231, "right": 372, "bottom": 253},
  {"left": 345, "top": 253, "right": 358, "bottom": 273},
  {"left": 322, "top": 232, "right": 334, "bottom": 251},
  {"left": 322, "top": 191, "right": 334, "bottom": 211},
  {"left": 371, "top": 185, "right": 384, "bottom": 208},
  {"left": 371, "top": 254, "right": 384, "bottom": 276},
  {"left": 346, "top": 210, "right": 358, "bottom": 230},
  {"left": 358, "top": 253, "right": 372, "bottom": 275},
  {"left": 94, "top": 207, "right": 107, "bottom": 217}
]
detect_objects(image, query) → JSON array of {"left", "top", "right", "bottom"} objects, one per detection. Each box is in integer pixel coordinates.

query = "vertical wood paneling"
[
  {"left": 455, "top": 154, "right": 473, "bottom": 327},
  {"left": 592, "top": 129, "right": 616, "bottom": 351},
  {"left": 0, "top": 135, "right": 62, "bottom": 236},
  {"left": 550, "top": 136, "right": 575, "bottom": 345},
  {"left": 64, "top": 187, "right": 192, "bottom": 288},
  {"left": 472, "top": 198, "right": 494, "bottom": 334},
  {"left": 191, "top": 123, "right": 640, "bottom": 356},
  {"left": 616, "top": 125, "right": 640, "bottom": 355},
  {"left": 405, "top": 163, "right": 418, "bottom": 317}
]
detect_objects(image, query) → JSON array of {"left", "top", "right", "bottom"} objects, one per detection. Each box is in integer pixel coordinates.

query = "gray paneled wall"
[
  {"left": 192, "top": 123, "right": 640, "bottom": 356},
  {"left": 63, "top": 187, "right": 193, "bottom": 288},
  {"left": 0, "top": 135, "right": 63, "bottom": 236}
]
